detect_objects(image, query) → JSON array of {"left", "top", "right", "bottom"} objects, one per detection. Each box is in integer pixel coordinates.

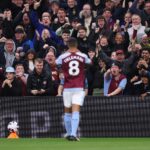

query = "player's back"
[{"left": 56, "top": 51, "right": 91, "bottom": 89}]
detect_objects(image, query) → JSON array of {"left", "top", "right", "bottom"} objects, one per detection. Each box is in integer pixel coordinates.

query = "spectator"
[
  {"left": 104, "top": 63, "right": 127, "bottom": 96},
  {"left": 129, "top": 0, "right": 150, "bottom": 26},
  {"left": 89, "top": 0, "right": 104, "bottom": 17},
  {"left": 0, "top": 39, "right": 16, "bottom": 69},
  {"left": 35, "top": 28, "right": 58, "bottom": 58},
  {"left": 27, "top": 58, "right": 53, "bottom": 96},
  {"left": 121, "top": 12, "right": 132, "bottom": 30},
  {"left": 77, "top": 26, "right": 89, "bottom": 55},
  {"left": 44, "top": 51, "right": 59, "bottom": 95},
  {"left": 13, "top": 4, "right": 35, "bottom": 40},
  {"left": 102, "top": 8, "right": 115, "bottom": 30},
  {"left": 127, "top": 14, "right": 146, "bottom": 43},
  {"left": 24, "top": 49, "right": 36, "bottom": 74},
  {"left": 15, "top": 63, "right": 28, "bottom": 96},
  {"left": 79, "top": 3, "right": 96, "bottom": 36},
  {"left": 0, "top": 66, "right": 4, "bottom": 96},
  {"left": 49, "top": 1, "right": 60, "bottom": 21},
  {"left": 66, "top": 0, "right": 79, "bottom": 20},
  {"left": 58, "top": 29, "right": 70, "bottom": 54},
  {"left": 110, "top": 31, "right": 130, "bottom": 54},
  {"left": 92, "top": 59, "right": 107, "bottom": 95},
  {"left": 86, "top": 46, "right": 96, "bottom": 95},
  {"left": 97, "top": 35, "right": 112, "bottom": 56},
  {"left": 1, "top": 66, "right": 22, "bottom": 96},
  {"left": 14, "top": 25, "right": 34, "bottom": 53},
  {"left": 89, "top": 15, "right": 112, "bottom": 47},
  {"left": 130, "top": 58, "right": 150, "bottom": 96},
  {"left": 29, "top": 1, "right": 63, "bottom": 45},
  {"left": 52, "top": 8, "right": 69, "bottom": 31},
  {"left": 2, "top": 9, "right": 14, "bottom": 38},
  {"left": 140, "top": 48, "right": 150, "bottom": 66}
]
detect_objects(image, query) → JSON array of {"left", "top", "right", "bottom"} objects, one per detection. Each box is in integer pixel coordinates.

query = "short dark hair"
[
  {"left": 62, "top": 29, "right": 70, "bottom": 34},
  {"left": 34, "top": 58, "right": 43, "bottom": 64},
  {"left": 78, "top": 26, "right": 87, "bottom": 31},
  {"left": 67, "top": 37, "right": 78, "bottom": 48},
  {"left": 141, "top": 47, "right": 150, "bottom": 53},
  {"left": 15, "top": 63, "right": 24, "bottom": 69}
]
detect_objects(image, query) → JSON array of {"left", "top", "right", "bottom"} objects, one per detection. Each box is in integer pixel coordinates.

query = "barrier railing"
[{"left": 0, "top": 96, "right": 150, "bottom": 138}]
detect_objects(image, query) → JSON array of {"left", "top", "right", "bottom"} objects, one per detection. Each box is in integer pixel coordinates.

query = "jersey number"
[{"left": 69, "top": 61, "right": 80, "bottom": 76}]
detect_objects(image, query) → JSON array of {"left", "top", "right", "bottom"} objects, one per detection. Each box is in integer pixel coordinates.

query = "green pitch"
[{"left": 0, "top": 138, "right": 150, "bottom": 150}]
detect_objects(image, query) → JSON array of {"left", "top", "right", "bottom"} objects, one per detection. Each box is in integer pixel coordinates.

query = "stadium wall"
[{"left": 0, "top": 96, "right": 150, "bottom": 138}]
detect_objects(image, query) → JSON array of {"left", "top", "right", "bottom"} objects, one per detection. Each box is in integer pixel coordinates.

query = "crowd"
[{"left": 0, "top": 0, "right": 150, "bottom": 97}]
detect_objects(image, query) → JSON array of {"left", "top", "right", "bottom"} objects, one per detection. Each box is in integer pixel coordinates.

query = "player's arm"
[
  {"left": 56, "top": 55, "right": 63, "bottom": 72},
  {"left": 57, "top": 77, "right": 64, "bottom": 96}
]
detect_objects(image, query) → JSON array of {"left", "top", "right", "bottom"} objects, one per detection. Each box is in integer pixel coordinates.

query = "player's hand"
[{"left": 31, "top": 90, "right": 39, "bottom": 95}]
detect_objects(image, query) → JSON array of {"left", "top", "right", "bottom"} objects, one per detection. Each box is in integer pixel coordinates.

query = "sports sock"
[
  {"left": 64, "top": 113, "right": 72, "bottom": 136},
  {"left": 71, "top": 111, "right": 79, "bottom": 137}
]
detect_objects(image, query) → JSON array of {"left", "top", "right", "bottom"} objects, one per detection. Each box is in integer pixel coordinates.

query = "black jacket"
[
  {"left": 1, "top": 78, "right": 22, "bottom": 96},
  {"left": 27, "top": 69, "right": 53, "bottom": 96}
]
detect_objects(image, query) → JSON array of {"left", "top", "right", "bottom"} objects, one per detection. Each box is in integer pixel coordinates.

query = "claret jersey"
[{"left": 56, "top": 51, "right": 91, "bottom": 89}]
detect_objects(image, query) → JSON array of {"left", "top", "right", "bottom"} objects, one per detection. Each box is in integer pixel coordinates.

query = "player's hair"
[
  {"left": 67, "top": 37, "right": 78, "bottom": 48},
  {"left": 34, "top": 58, "right": 43, "bottom": 64}
]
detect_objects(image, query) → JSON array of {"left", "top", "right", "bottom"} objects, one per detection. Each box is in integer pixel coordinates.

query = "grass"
[{"left": 0, "top": 138, "right": 150, "bottom": 150}]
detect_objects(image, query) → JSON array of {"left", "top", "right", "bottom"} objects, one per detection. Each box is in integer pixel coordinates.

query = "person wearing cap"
[
  {"left": 104, "top": 63, "right": 127, "bottom": 96},
  {"left": 1, "top": 66, "right": 22, "bottom": 96},
  {"left": 98, "top": 47, "right": 138, "bottom": 76},
  {"left": 14, "top": 26, "right": 34, "bottom": 53}
]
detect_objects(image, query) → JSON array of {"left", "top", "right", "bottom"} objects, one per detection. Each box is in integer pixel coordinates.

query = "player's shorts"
[{"left": 63, "top": 91, "right": 85, "bottom": 108}]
